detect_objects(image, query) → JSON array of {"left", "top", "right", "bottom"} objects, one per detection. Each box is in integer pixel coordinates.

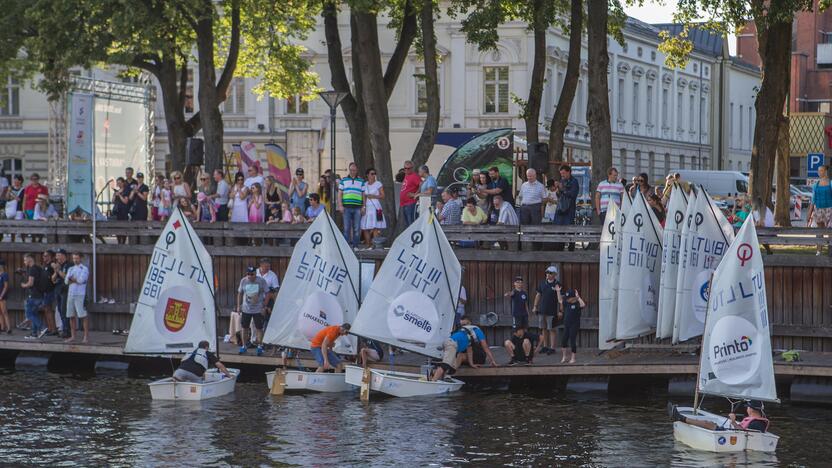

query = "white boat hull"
[
  {"left": 149, "top": 368, "right": 240, "bottom": 401},
  {"left": 344, "top": 365, "right": 464, "bottom": 397},
  {"left": 265, "top": 370, "right": 354, "bottom": 393},
  {"left": 673, "top": 407, "right": 779, "bottom": 453}
]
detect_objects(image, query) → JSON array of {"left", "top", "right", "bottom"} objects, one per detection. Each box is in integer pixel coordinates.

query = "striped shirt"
[
  {"left": 440, "top": 198, "right": 463, "bottom": 225},
  {"left": 339, "top": 177, "right": 366, "bottom": 207},
  {"left": 596, "top": 180, "right": 625, "bottom": 212},
  {"left": 518, "top": 180, "right": 546, "bottom": 205}
]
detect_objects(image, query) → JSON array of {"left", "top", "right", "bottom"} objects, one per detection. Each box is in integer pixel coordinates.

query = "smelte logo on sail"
[{"left": 392, "top": 304, "right": 433, "bottom": 333}]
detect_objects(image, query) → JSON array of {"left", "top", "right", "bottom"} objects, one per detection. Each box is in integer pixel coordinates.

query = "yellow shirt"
[{"left": 462, "top": 206, "right": 487, "bottom": 224}]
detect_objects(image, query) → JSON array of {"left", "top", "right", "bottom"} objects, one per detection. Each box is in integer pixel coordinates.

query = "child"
[
  {"left": 291, "top": 206, "right": 306, "bottom": 224},
  {"left": 266, "top": 204, "right": 282, "bottom": 224},
  {"left": 248, "top": 183, "right": 264, "bottom": 223},
  {"left": 504, "top": 276, "right": 529, "bottom": 329},
  {"left": 0, "top": 259, "right": 9, "bottom": 334},
  {"left": 556, "top": 285, "right": 585, "bottom": 364},
  {"left": 178, "top": 197, "right": 196, "bottom": 221},
  {"left": 158, "top": 180, "right": 172, "bottom": 221},
  {"left": 196, "top": 192, "right": 216, "bottom": 223},
  {"left": 279, "top": 202, "right": 293, "bottom": 223}
]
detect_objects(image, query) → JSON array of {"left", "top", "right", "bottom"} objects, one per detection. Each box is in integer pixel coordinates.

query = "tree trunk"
[
  {"left": 353, "top": 11, "right": 397, "bottom": 229},
  {"left": 383, "top": 0, "right": 418, "bottom": 100},
  {"left": 586, "top": 0, "right": 612, "bottom": 189},
  {"left": 410, "top": 0, "right": 439, "bottom": 168},
  {"left": 547, "top": 0, "right": 582, "bottom": 177},
  {"left": 154, "top": 56, "right": 190, "bottom": 172},
  {"left": 749, "top": 15, "right": 791, "bottom": 213},
  {"left": 322, "top": 4, "right": 373, "bottom": 173},
  {"left": 524, "top": 0, "right": 547, "bottom": 145},
  {"left": 194, "top": 12, "right": 225, "bottom": 180},
  {"left": 774, "top": 115, "right": 791, "bottom": 226}
]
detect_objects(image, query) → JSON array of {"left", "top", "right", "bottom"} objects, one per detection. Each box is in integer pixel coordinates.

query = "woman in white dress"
[
  {"left": 229, "top": 171, "right": 249, "bottom": 223},
  {"left": 170, "top": 171, "right": 191, "bottom": 202},
  {"left": 360, "top": 167, "right": 386, "bottom": 249}
]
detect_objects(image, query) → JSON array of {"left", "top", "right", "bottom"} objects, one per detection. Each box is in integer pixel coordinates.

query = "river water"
[{"left": 0, "top": 367, "right": 829, "bottom": 467}]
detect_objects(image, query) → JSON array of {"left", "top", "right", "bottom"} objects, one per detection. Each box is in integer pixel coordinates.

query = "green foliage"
[{"left": 447, "top": 0, "right": 568, "bottom": 50}]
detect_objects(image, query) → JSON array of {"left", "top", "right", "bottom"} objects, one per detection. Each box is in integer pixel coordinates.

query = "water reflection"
[{"left": 0, "top": 368, "right": 829, "bottom": 467}]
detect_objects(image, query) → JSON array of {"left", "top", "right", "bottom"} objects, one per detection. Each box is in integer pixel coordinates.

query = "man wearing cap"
[
  {"left": 504, "top": 276, "right": 529, "bottom": 329},
  {"left": 533, "top": 265, "right": 561, "bottom": 354},
  {"left": 236, "top": 266, "right": 269, "bottom": 355},
  {"left": 256, "top": 258, "right": 280, "bottom": 327},
  {"left": 129, "top": 172, "right": 150, "bottom": 221},
  {"left": 670, "top": 400, "right": 770, "bottom": 433},
  {"left": 557, "top": 286, "right": 585, "bottom": 364}
]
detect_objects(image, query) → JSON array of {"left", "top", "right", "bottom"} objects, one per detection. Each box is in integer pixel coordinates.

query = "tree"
[
  {"left": 586, "top": 0, "right": 613, "bottom": 187},
  {"left": 547, "top": 0, "right": 583, "bottom": 174},
  {"left": 410, "top": 0, "right": 440, "bottom": 168},
  {"left": 449, "top": 0, "right": 563, "bottom": 147},
  {"left": 661, "top": 0, "right": 815, "bottom": 226}
]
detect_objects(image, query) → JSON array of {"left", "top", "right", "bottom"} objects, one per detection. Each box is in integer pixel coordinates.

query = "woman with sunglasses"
[
  {"left": 264, "top": 176, "right": 283, "bottom": 215},
  {"left": 288, "top": 168, "right": 309, "bottom": 212},
  {"left": 317, "top": 175, "right": 331, "bottom": 212},
  {"left": 628, "top": 172, "right": 651, "bottom": 199},
  {"left": 360, "top": 168, "right": 386, "bottom": 249},
  {"left": 229, "top": 172, "right": 249, "bottom": 223},
  {"left": 170, "top": 171, "right": 191, "bottom": 202}
]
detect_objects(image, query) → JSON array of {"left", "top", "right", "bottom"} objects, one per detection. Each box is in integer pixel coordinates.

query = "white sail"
[
  {"left": 698, "top": 216, "right": 778, "bottom": 402},
  {"left": 262, "top": 211, "right": 360, "bottom": 355},
  {"left": 615, "top": 191, "right": 663, "bottom": 340},
  {"left": 351, "top": 212, "right": 461, "bottom": 358},
  {"left": 125, "top": 207, "right": 216, "bottom": 354},
  {"left": 598, "top": 202, "right": 621, "bottom": 350},
  {"left": 673, "top": 188, "right": 735, "bottom": 343},
  {"left": 656, "top": 185, "right": 688, "bottom": 339},
  {"left": 672, "top": 189, "right": 697, "bottom": 343}
]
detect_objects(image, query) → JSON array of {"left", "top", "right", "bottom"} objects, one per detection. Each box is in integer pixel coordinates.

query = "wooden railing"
[{"left": 1, "top": 220, "right": 829, "bottom": 250}]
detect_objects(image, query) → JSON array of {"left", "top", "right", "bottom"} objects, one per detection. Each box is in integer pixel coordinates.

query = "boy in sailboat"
[
  {"left": 173, "top": 341, "right": 232, "bottom": 383},
  {"left": 311, "top": 324, "right": 351, "bottom": 372},
  {"left": 669, "top": 400, "right": 770, "bottom": 433}
]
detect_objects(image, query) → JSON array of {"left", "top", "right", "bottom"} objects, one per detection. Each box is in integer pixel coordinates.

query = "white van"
[{"left": 675, "top": 170, "right": 748, "bottom": 199}]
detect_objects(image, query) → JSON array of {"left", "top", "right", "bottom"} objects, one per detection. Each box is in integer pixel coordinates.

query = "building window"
[
  {"left": 729, "top": 103, "right": 734, "bottom": 143},
  {"left": 676, "top": 92, "right": 683, "bottom": 130},
  {"left": 679, "top": 154, "right": 685, "bottom": 170},
  {"left": 483, "top": 66, "right": 509, "bottom": 113},
  {"left": 415, "top": 66, "right": 428, "bottom": 113},
  {"left": 619, "top": 148, "right": 627, "bottom": 170},
  {"left": 648, "top": 151, "right": 655, "bottom": 176},
  {"left": 646, "top": 84, "right": 654, "bottom": 126},
  {"left": 664, "top": 152, "right": 670, "bottom": 174},
  {"left": 634, "top": 149, "right": 642, "bottom": 174},
  {"left": 221, "top": 77, "right": 246, "bottom": 114},
  {"left": 689, "top": 94, "right": 695, "bottom": 132},
  {"left": 704, "top": 66, "right": 709, "bottom": 77},
  {"left": 739, "top": 105, "right": 744, "bottom": 147},
  {"left": 184, "top": 69, "right": 194, "bottom": 114},
  {"left": 651, "top": 51, "right": 657, "bottom": 61},
  {"left": 661, "top": 89, "right": 668, "bottom": 125},
  {"left": 1, "top": 158, "right": 22, "bottom": 180},
  {"left": 632, "top": 82, "right": 640, "bottom": 122},
  {"left": 286, "top": 95, "right": 308, "bottom": 114},
  {"left": 693, "top": 63, "right": 698, "bottom": 73},
  {"left": 637, "top": 47, "right": 643, "bottom": 58},
  {"left": 0, "top": 78, "right": 20, "bottom": 116},
  {"left": 618, "top": 78, "right": 625, "bottom": 120},
  {"left": 748, "top": 106, "right": 753, "bottom": 146}
]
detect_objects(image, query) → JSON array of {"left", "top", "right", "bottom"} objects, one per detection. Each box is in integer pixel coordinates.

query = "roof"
[
  {"left": 729, "top": 56, "right": 760, "bottom": 73},
  {"left": 651, "top": 23, "right": 726, "bottom": 57},
  {"left": 624, "top": 17, "right": 661, "bottom": 42}
]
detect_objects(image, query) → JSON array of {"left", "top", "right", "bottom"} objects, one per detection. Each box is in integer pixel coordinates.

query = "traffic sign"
[{"left": 808, "top": 153, "right": 825, "bottom": 178}]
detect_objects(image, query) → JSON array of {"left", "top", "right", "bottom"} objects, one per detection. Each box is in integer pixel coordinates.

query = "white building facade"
[{"left": 0, "top": 11, "right": 759, "bottom": 190}]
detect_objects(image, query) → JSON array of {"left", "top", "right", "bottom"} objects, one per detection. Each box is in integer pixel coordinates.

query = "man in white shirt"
[
  {"left": 243, "top": 165, "right": 264, "bottom": 189},
  {"left": 211, "top": 169, "right": 231, "bottom": 222},
  {"left": 494, "top": 194, "right": 519, "bottom": 226},
  {"left": 65, "top": 252, "right": 89, "bottom": 343},
  {"left": 594, "top": 167, "right": 624, "bottom": 224},
  {"left": 518, "top": 168, "right": 546, "bottom": 225},
  {"left": 256, "top": 258, "right": 280, "bottom": 326}
]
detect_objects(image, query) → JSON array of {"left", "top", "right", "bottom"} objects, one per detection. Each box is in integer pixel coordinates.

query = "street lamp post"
[{"left": 318, "top": 90, "right": 348, "bottom": 215}]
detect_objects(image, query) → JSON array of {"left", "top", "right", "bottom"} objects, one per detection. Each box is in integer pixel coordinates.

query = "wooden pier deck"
[{"left": 2, "top": 331, "right": 830, "bottom": 379}]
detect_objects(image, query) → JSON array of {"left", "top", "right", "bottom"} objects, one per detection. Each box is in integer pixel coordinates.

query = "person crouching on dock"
[{"left": 311, "top": 324, "right": 350, "bottom": 372}]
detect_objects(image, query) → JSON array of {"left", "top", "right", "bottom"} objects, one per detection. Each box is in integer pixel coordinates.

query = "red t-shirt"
[
  {"left": 23, "top": 184, "right": 49, "bottom": 211},
  {"left": 400, "top": 173, "right": 422, "bottom": 206}
]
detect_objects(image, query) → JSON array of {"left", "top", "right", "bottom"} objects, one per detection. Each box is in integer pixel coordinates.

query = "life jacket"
[
  {"left": 461, "top": 325, "right": 486, "bottom": 365},
  {"left": 185, "top": 348, "right": 210, "bottom": 371},
  {"left": 740, "top": 416, "right": 769, "bottom": 432}
]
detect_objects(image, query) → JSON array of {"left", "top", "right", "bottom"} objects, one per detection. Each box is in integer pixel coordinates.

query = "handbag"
[
  {"left": 4, "top": 199, "right": 17, "bottom": 219},
  {"left": 376, "top": 208, "right": 383, "bottom": 222}
]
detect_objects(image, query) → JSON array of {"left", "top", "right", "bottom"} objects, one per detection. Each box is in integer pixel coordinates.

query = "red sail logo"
[{"left": 163, "top": 298, "right": 190, "bottom": 332}]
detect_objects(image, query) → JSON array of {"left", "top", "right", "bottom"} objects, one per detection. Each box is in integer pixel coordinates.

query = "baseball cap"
[
  {"left": 56, "top": 248, "right": 67, "bottom": 255},
  {"left": 514, "top": 276, "right": 523, "bottom": 281},
  {"left": 246, "top": 266, "right": 256, "bottom": 274},
  {"left": 137, "top": 172, "right": 145, "bottom": 178},
  {"left": 742, "top": 400, "right": 764, "bottom": 411},
  {"left": 563, "top": 289, "right": 576, "bottom": 299},
  {"left": 545, "top": 265, "right": 558, "bottom": 274}
]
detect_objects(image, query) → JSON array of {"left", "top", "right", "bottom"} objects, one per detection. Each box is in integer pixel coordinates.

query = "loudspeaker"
[
  {"left": 527, "top": 142, "right": 549, "bottom": 173},
  {"left": 186, "top": 137, "right": 204, "bottom": 166}
]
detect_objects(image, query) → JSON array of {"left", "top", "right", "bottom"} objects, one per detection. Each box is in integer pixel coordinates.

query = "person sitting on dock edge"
[
  {"left": 358, "top": 338, "right": 384, "bottom": 368},
  {"left": 311, "top": 323, "right": 350, "bottom": 372},
  {"left": 173, "top": 340, "right": 231, "bottom": 383},
  {"left": 669, "top": 400, "right": 770, "bottom": 433},
  {"left": 504, "top": 326, "right": 542, "bottom": 366}
]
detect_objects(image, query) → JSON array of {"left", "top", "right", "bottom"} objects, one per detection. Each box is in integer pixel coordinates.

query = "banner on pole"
[{"left": 66, "top": 93, "right": 94, "bottom": 215}]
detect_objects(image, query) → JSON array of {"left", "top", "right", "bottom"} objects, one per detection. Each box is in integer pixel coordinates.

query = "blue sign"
[
  {"left": 66, "top": 93, "right": 94, "bottom": 216},
  {"left": 808, "top": 153, "right": 825, "bottom": 178}
]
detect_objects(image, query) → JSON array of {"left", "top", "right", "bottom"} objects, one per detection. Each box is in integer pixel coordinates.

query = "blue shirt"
[
  {"left": 305, "top": 203, "right": 324, "bottom": 220},
  {"left": 450, "top": 330, "right": 471, "bottom": 353},
  {"left": 420, "top": 175, "right": 437, "bottom": 194},
  {"left": 813, "top": 181, "right": 832, "bottom": 209},
  {"left": 510, "top": 289, "right": 529, "bottom": 317},
  {"left": 0, "top": 271, "right": 8, "bottom": 300}
]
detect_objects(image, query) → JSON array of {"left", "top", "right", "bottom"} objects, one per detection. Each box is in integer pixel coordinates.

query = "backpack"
[{"left": 34, "top": 266, "right": 52, "bottom": 294}]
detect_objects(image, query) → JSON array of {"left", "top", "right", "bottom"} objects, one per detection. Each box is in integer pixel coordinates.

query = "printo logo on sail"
[
  {"left": 708, "top": 315, "right": 761, "bottom": 385},
  {"left": 713, "top": 335, "right": 753, "bottom": 361}
]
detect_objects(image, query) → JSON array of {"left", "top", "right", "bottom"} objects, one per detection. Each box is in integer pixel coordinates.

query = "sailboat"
[
  {"left": 672, "top": 187, "right": 735, "bottom": 344},
  {"left": 263, "top": 211, "right": 359, "bottom": 393},
  {"left": 598, "top": 202, "right": 621, "bottom": 350},
  {"left": 673, "top": 217, "right": 779, "bottom": 452},
  {"left": 656, "top": 185, "right": 688, "bottom": 339},
  {"left": 615, "top": 190, "right": 663, "bottom": 340},
  {"left": 124, "top": 207, "right": 239, "bottom": 400},
  {"left": 345, "top": 199, "right": 464, "bottom": 397}
]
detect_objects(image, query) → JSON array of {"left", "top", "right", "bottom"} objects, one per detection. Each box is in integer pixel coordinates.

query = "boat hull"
[
  {"left": 149, "top": 368, "right": 240, "bottom": 401},
  {"left": 344, "top": 365, "right": 464, "bottom": 397},
  {"left": 265, "top": 370, "right": 354, "bottom": 393},
  {"left": 672, "top": 407, "right": 779, "bottom": 453}
]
